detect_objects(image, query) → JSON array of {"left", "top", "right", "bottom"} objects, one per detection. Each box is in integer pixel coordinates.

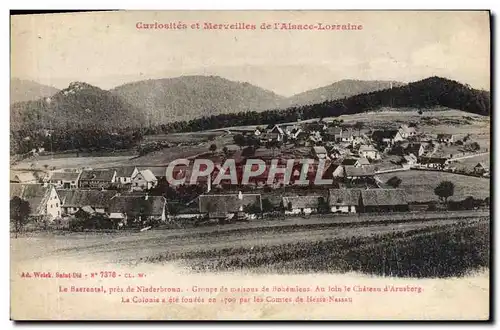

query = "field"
[
  {"left": 377, "top": 170, "right": 490, "bottom": 202},
  {"left": 11, "top": 211, "right": 489, "bottom": 277}
]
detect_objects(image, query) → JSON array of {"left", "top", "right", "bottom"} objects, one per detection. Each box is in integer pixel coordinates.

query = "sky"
[{"left": 11, "top": 11, "right": 490, "bottom": 97}]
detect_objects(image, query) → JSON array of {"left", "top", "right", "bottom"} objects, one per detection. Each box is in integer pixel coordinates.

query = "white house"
[
  {"left": 131, "top": 169, "right": 158, "bottom": 191},
  {"left": 398, "top": 125, "right": 417, "bottom": 139},
  {"left": 10, "top": 184, "right": 61, "bottom": 220},
  {"left": 437, "top": 134, "right": 454, "bottom": 144},
  {"left": 328, "top": 189, "right": 360, "bottom": 213},
  {"left": 358, "top": 145, "right": 381, "bottom": 160},
  {"left": 312, "top": 146, "right": 329, "bottom": 160}
]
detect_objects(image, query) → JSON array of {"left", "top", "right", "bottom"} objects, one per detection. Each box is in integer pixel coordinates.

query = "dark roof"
[
  {"left": 108, "top": 195, "right": 165, "bottom": 216},
  {"left": 344, "top": 166, "right": 376, "bottom": 177},
  {"left": 49, "top": 171, "right": 81, "bottom": 182},
  {"left": 437, "top": 133, "right": 453, "bottom": 139},
  {"left": 342, "top": 158, "right": 359, "bottom": 166},
  {"left": 361, "top": 189, "right": 408, "bottom": 206},
  {"left": 57, "top": 190, "right": 117, "bottom": 208},
  {"left": 80, "top": 169, "right": 116, "bottom": 181},
  {"left": 328, "top": 189, "right": 361, "bottom": 206},
  {"left": 199, "top": 193, "right": 262, "bottom": 213},
  {"left": 10, "top": 184, "right": 53, "bottom": 215},
  {"left": 282, "top": 196, "right": 322, "bottom": 209},
  {"left": 138, "top": 166, "right": 167, "bottom": 178},
  {"left": 475, "top": 162, "right": 486, "bottom": 168},
  {"left": 405, "top": 143, "right": 424, "bottom": 155},
  {"left": 114, "top": 166, "right": 137, "bottom": 177},
  {"left": 372, "top": 130, "right": 398, "bottom": 140},
  {"left": 419, "top": 157, "right": 448, "bottom": 165}
]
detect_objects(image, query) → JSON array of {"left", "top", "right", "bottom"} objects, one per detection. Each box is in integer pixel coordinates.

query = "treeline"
[
  {"left": 10, "top": 128, "right": 144, "bottom": 155},
  {"left": 141, "top": 76, "right": 490, "bottom": 135},
  {"left": 10, "top": 77, "right": 490, "bottom": 154}
]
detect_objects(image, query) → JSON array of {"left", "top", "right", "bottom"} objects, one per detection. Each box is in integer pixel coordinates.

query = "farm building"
[
  {"left": 344, "top": 165, "right": 376, "bottom": 180},
  {"left": 108, "top": 194, "right": 167, "bottom": 224},
  {"left": 359, "top": 189, "right": 409, "bottom": 213},
  {"left": 474, "top": 162, "right": 488, "bottom": 175},
  {"left": 10, "top": 171, "right": 38, "bottom": 184},
  {"left": 138, "top": 166, "right": 167, "bottom": 181},
  {"left": 402, "top": 154, "right": 418, "bottom": 166},
  {"left": 419, "top": 157, "right": 449, "bottom": 169},
  {"left": 10, "top": 183, "right": 61, "bottom": 220},
  {"left": 358, "top": 145, "right": 380, "bottom": 160},
  {"left": 114, "top": 166, "right": 139, "bottom": 185},
  {"left": 405, "top": 143, "right": 426, "bottom": 157},
  {"left": 371, "top": 130, "right": 403, "bottom": 145},
  {"left": 57, "top": 189, "right": 117, "bottom": 215},
  {"left": 398, "top": 125, "right": 417, "bottom": 139},
  {"left": 312, "top": 146, "right": 329, "bottom": 160},
  {"left": 131, "top": 169, "right": 158, "bottom": 191},
  {"left": 282, "top": 195, "right": 323, "bottom": 215},
  {"left": 199, "top": 192, "right": 262, "bottom": 219},
  {"left": 437, "top": 134, "right": 454, "bottom": 144},
  {"left": 324, "top": 126, "right": 343, "bottom": 141},
  {"left": 328, "top": 189, "right": 361, "bottom": 213},
  {"left": 79, "top": 169, "right": 116, "bottom": 189},
  {"left": 48, "top": 171, "right": 81, "bottom": 189}
]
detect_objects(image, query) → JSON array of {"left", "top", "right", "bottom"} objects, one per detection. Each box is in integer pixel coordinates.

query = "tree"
[
  {"left": 417, "top": 109, "right": 423, "bottom": 115},
  {"left": 261, "top": 198, "right": 274, "bottom": 212},
  {"left": 386, "top": 176, "right": 402, "bottom": 188},
  {"left": 233, "top": 134, "right": 246, "bottom": 149},
  {"left": 10, "top": 196, "right": 31, "bottom": 238},
  {"left": 209, "top": 143, "right": 217, "bottom": 153},
  {"left": 353, "top": 121, "right": 364, "bottom": 136},
  {"left": 434, "top": 181, "right": 455, "bottom": 204},
  {"left": 317, "top": 197, "right": 329, "bottom": 214},
  {"left": 222, "top": 146, "right": 229, "bottom": 156}
]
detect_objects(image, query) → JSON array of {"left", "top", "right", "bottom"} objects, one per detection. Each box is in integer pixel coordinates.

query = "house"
[
  {"left": 48, "top": 171, "right": 81, "bottom": 189},
  {"left": 131, "top": 169, "right": 158, "bottom": 191},
  {"left": 402, "top": 154, "right": 418, "bottom": 166},
  {"left": 284, "top": 125, "right": 302, "bottom": 139},
  {"left": 57, "top": 189, "right": 117, "bottom": 215},
  {"left": 419, "top": 157, "right": 449, "bottom": 169},
  {"left": 303, "top": 121, "right": 327, "bottom": 133},
  {"left": 344, "top": 166, "right": 376, "bottom": 180},
  {"left": 328, "top": 189, "right": 361, "bottom": 213},
  {"left": 437, "top": 134, "right": 454, "bottom": 144},
  {"left": 405, "top": 143, "right": 426, "bottom": 157},
  {"left": 473, "top": 162, "right": 488, "bottom": 175},
  {"left": 309, "top": 131, "right": 323, "bottom": 144},
  {"left": 199, "top": 192, "right": 262, "bottom": 219},
  {"left": 114, "top": 166, "right": 139, "bottom": 185},
  {"left": 312, "top": 146, "right": 329, "bottom": 160},
  {"left": 398, "top": 125, "right": 417, "bottom": 139},
  {"left": 108, "top": 194, "right": 167, "bottom": 224},
  {"left": 323, "top": 163, "right": 344, "bottom": 179},
  {"left": 342, "top": 157, "right": 370, "bottom": 168},
  {"left": 339, "top": 129, "right": 357, "bottom": 142},
  {"left": 79, "top": 169, "right": 116, "bottom": 189},
  {"left": 359, "top": 189, "right": 409, "bottom": 213},
  {"left": 324, "top": 126, "right": 343, "bottom": 141},
  {"left": 10, "top": 171, "right": 38, "bottom": 184},
  {"left": 260, "top": 125, "right": 284, "bottom": 143},
  {"left": 138, "top": 166, "right": 167, "bottom": 181},
  {"left": 10, "top": 184, "right": 61, "bottom": 220},
  {"left": 371, "top": 130, "right": 403, "bottom": 145},
  {"left": 358, "top": 145, "right": 381, "bottom": 160},
  {"left": 282, "top": 195, "right": 323, "bottom": 215}
]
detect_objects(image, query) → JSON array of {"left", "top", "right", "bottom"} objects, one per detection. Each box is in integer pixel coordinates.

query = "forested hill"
[{"left": 148, "top": 76, "right": 490, "bottom": 133}]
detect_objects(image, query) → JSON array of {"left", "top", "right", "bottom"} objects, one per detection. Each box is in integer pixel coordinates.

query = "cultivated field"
[
  {"left": 11, "top": 211, "right": 489, "bottom": 277},
  {"left": 377, "top": 170, "right": 490, "bottom": 202}
]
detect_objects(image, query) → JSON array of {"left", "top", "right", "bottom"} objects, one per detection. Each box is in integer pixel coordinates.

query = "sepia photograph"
[{"left": 9, "top": 10, "right": 491, "bottom": 320}]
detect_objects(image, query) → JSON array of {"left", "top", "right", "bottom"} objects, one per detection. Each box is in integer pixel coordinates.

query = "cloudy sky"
[{"left": 11, "top": 11, "right": 490, "bottom": 96}]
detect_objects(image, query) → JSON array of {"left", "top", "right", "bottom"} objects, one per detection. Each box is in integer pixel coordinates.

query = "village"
[{"left": 10, "top": 116, "right": 490, "bottom": 231}]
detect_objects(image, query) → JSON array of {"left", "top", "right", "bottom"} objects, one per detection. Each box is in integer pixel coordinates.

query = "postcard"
[{"left": 10, "top": 10, "right": 491, "bottom": 320}]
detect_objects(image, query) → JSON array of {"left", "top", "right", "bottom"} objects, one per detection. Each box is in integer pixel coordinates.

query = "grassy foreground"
[{"left": 143, "top": 220, "right": 489, "bottom": 278}]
